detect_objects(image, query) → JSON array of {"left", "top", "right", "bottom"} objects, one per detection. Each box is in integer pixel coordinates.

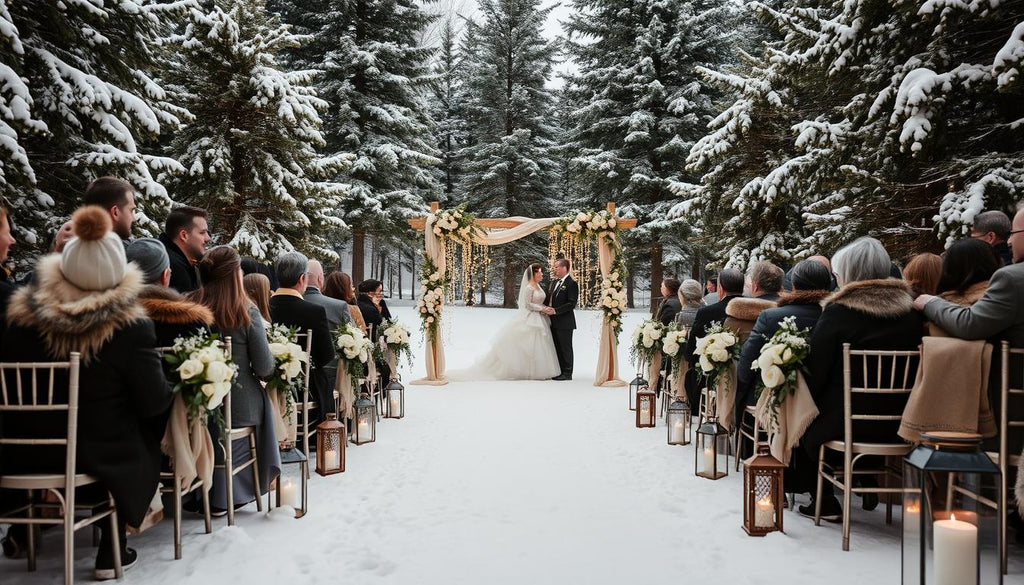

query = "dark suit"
[
  {"left": 682, "top": 293, "right": 741, "bottom": 405},
  {"left": 269, "top": 292, "right": 336, "bottom": 423},
  {"left": 158, "top": 232, "right": 199, "bottom": 294},
  {"left": 544, "top": 275, "right": 578, "bottom": 377}
]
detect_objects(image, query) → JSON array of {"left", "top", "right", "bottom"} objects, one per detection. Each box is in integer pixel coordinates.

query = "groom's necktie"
[{"left": 550, "top": 278, "right": 562, "bottom": 306}]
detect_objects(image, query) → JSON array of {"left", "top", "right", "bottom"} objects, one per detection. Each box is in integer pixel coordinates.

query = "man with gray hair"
[
  {"left": 683, "top": 267, "right": 745, "bottom": 406},
  {"left": 971, "top": 209, "right": 1013, "bottom": 266},
  {"left": 304, "top": 260, "right": 351, "bottom": 329},
  {"left": 269, "top": 251, "right": 336, "bottom": 429}
]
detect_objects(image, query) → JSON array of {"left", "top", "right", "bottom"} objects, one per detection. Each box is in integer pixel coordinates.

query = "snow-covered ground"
[{"left": 6, "top": 305, "right": 1023, "bottom": 584}]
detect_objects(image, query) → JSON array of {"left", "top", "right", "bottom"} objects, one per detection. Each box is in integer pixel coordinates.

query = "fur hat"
[{"left": 61, "top": 206, "right": 127, "bottom": 291}]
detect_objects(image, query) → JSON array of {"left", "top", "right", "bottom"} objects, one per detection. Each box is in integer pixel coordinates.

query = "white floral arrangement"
[
  {"left": 430, "top": 206, "right": 481, "bottom": 242},
  {"left": 661, "top": 327, "right": 688, "bottom": 358},
  {"left": 416, "top": 257, "right": 446, "bottom": 341},
  {"left": 265, "top": 324, "right": 309, "bottom": 417},
  {"left": 550, "top": 209, "right": 620, "bottom": 237},
  {"left": 164, "top": 331, "right": 238, "bottom": 426},
  {"left": 598, "top": 270, "right": 628, "bottom": 334},
  {"left": 377, "top": 318, "right": 414, "bottom": 369},
  {"left": 751, "top": 316, "right": 811, "bottom": 427},
  {"left": 630, "top": 318, "right": 665, "bottom": 365},
  {"left": 694, "top": 322, "right": 741, "bottom": 393},
  {"left": 334, "top": 322, "right": 375, "bottom": 396}
]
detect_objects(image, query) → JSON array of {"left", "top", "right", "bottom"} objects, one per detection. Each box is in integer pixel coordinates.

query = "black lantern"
[
  {"left": 635, "top": 386, "right": 656, "bottom": 428},
  {"left": 902, "top": 432, "right": 1001, "bottom": 585},
  {"left": 694, "top": 418, "right": 729, "bottom": 480},
  {"left": 628, "top": 372, "right": 648, "bottom": 411},
  {"left": 743, "top": 445, "right": 785, "bottom": 536},
  {"left": 666, "top": 398, "right": 691, "bottom": 445},
  {"left": 352, "top": 393, "right": 377, "bottom": 445},
  {"left": 384, "top": 376, "right": 405, "bottom": 419}
]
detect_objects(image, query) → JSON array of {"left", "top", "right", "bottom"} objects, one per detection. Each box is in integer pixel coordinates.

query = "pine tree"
[
  {"left": 458, "top": 0, "right": 560, "bottom": 306},
  {"left": 680, "top": 0, "right": 1024, "bottom": 267},
  {"left": 563, "top": 0, "right": 738, "bottom": 302},
  {"left": 0, "top": 0, "right": 188, "bottom": 256},
  {"left": 429, "top": 16, "right": 470, "bottom": 204},
  {"left": 164, "top": 0, "right": 351, "bottom": 261}
]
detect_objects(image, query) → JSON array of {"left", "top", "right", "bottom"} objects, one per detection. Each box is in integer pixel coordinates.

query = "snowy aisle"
[{"left": 10, "top": 304, "right": 1019, "bottom": 584}]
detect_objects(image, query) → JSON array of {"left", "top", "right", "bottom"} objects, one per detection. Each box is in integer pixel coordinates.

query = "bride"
[{"left": 448, "top": 263, "right": 562, "bottom": 381}]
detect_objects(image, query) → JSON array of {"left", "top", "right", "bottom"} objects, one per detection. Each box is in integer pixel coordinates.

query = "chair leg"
[
  {"left": 226, "top": 435, "right": 235, "bottom": 527},
  {"left": 842, "top": 452, "right": 853, "bottom": 551},
  {"left": 27, "top": 489, "right": 36, "bottom": 572},
  {"left": 814, "top": 447, "right": 825, "bottom": 527},
  {"left": 110, "top": 505, "right": 123, "bottom": 580},
  {"left": 734, "top": 431, "right": 741, "bottom": 472},
  {"left": 300, "top": 460, "right": 309, "bottom": 518},
  {"left": 201, "top": 482, "right": 212, "bottom": 534},
  {"left": 250, "top": 434, "right": 263, "bottom": 513},
  {"left": 173, "top": 478, "right": 183, "bottom": 560},
  {"left": 1001, "top": 468, "right": 1008, "bottom": 575},
  {"left": 64, "top": 495, "right": 73, "bottom": 585}
]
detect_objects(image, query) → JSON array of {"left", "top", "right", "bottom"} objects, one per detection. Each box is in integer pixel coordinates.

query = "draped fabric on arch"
[{"left": 411, "top": 215, "right": 626, "bottom": 388}]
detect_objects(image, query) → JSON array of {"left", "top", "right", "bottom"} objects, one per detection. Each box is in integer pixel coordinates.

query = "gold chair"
[
  {"left": 814, "top": 343, "right": 918, "bottom": 550},
  {"left": 735, "top": 405, "right": 767, "bottom": 471},
  {"left": 997, "top": 341, "right": 1024, "bottom": 574},
  {"left": 213, "top": 337, "right": 264, "bottom": 526},
  {"left": 268, "top": 330, "right": 311, "bottom": 510},
  {"left": 294, "top": 330, "right": 317, "bottom": 464},
  {"left": 0, "top": 353, "right": 123, "bottom": 584}
]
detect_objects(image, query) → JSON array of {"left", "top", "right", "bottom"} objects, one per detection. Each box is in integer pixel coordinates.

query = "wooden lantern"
[
  {"left": 694, "top": 418, "right": 729, "bottom": 480},
  {"left": 635, "top": 386, "right": 656, "bottom": 428},
  {"left": 628, "top": 372, "right": 648, "bottom": 411},
  {"left": 743, "top": 444, "right": 785, "bottom": 536},
  {"left": 384, "top": 376, "right": 405, "bottom": 419},
  {"left": 352, "top": 392, "right": 376, "bottom": 445},
  {"left": 666, "top": 398, "right": 691, "bottom": 445},
  {"left": 315, "top": 413, "right": 345, "bottom": 476}
]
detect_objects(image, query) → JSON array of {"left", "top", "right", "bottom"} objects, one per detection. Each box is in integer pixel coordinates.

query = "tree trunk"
[
  {"left": 650, "top": 243, "right": 663, "bottom": 315},
  {"left": 502, "top": 251, "right": 517, "bottom": 308},
  {"left": 397, "top": 253, "right": 403, "bottom": 299},
  {"left": 352, "top": 229, "right": 365, "bottom": 283},
  {"left": 691, "top": 253, "right": 701, "bottom": 280},
  {"left": 410, "top": 249, "right": 416, "bottom": 300},
  {"left": 480, "top": 284, "right": 486, "bottom": 306},
  {"left": 626, "top": 261, "right": 635, "bottom": 309}
]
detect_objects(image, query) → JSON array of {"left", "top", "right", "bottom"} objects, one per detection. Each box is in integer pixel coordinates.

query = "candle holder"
[
  {"left": 315, "top": 413, "right": 345, "bottom": 476},
  {"left": 694, "top": 417, "right": 729, "bottom": 480},
  {"left": 743, "top": 444, "right": 785, "bottom": 536},
  {"left": 272, "top": 449, "right": 308, "bottom": 518},
  {"left": 666, "top": 398, "right": 691, "bottom": 445},
  {"left": 384, "top": 376, "right": 405, "bottom": 419},
  {"left": 635, "top": 385, "right": 656, "bottom": 428},
  {"left": 628, "top": 371, "right": 648, "bottom": 411},
  {"left": 902, "top": 432, "right": 1001, "bottom": 585},
  {"left": 352, "top": 392, "right": 377, "bottom": 445}
]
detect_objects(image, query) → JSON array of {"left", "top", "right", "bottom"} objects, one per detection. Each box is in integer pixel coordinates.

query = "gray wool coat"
[{"left": 222, "top": 305, "right": 275, "bottom": 427}]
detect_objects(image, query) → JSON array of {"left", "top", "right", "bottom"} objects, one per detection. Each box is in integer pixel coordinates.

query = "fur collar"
[
  {"left": 938, "top": 281, "right": 988, "bottom": 307},
  {"left": 777, "top": 289, "right": 832, "bottom": 307},
  {"left": 138, "top": 285, "right": 213, "bottom": 326},
  {"left": 824, "top": 279, "right": 914, "bottom": 318},
  {"left": 725, "top": 297, "right": 778, "bottom": 321},
  {"left": 6, "top": 255, "right": 146, "bottom": 362}
]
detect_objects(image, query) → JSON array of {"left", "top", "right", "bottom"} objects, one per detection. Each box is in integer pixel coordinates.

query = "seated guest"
[
  {"left": 734, "top": 259, "right": 833, "bottom": 428},
  {"left": 703, "top": 275, "right": 719, "bottom": 305},
  {"left": 936, "top": 238, "right": 999, "bottom": 306},
  {"left": 724, "top": 261, "right": 783, "bottom": 342},
  {"left": 798, "top": 237, "right": 923, "bottom": 520},
  {"left": 190, "top": 246, "right": 280, "bottom": 513},
  {"left": 269, "top": 252, "right": 335, "bottom": 425},
  {"left": 656, "top": 278, "right": 682, "bottom": 325},
  {"left": 127, "top": 237, "right": 213, "bottom": 346},
  {"left": 324, "top": 271, "right": 367, "bottom": 334},
  {"left": 83, "top": 176, "right": 136, "bottom": 247},
  {"left": 683, "top": 268, "right": 745, "bottom": 406},
  {"left": 243, "top": 272, "right": 273, "bottom": 328},
  {"left": 782, "top": 255, "right": 836, "bottom": 291},
  {"left": 305, "top": 260, "right": 351, "bottom": 329},
  {"left": 0, "top": 200, "right": 15, "bottom": 318},
  {"left": 970, "top": 209, "right": 1013, "bottom": 266},
  {"left": 158, "top": 206, "right": 210, "bottom": 294},
  {"left": 674, "top": 279, "right": 704, "bottom": 328},
  {"left": 1, "top": 207, "right": 172, "bottom": 577},
  {"left": 903, "top": 252, "right": 942, "bottom": 297},
  {"left": 357, "top": 279, "right": 390, "bottom": 337}
]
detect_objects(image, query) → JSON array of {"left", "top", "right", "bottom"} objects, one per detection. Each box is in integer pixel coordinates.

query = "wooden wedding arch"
[{"left": 408, "top": 202, "right": 637, "bottom": 387}]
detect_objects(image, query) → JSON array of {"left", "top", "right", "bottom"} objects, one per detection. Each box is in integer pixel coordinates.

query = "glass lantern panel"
[
  {"left": 638, "top": 395, "right": 653, "bottom": 425},
  {"left": 902, "top": 468, "right": 923, "bottom": 585},
  {"left": 667, "top": 412, "right": 688, "bottom": 444},
  {"left": 753, "top": 473, "right": 776, "bottom": 529},
  {"left": 387, "top": 388, "right": 403, "bottom": 418}
]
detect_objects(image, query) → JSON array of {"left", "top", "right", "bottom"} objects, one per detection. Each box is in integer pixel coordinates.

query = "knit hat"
[
  {"left": 126, "top": 237, "right": 169, "bottom": 285},
  {"left": 61, "top": 206, "right": 127, "bottom": 291}
]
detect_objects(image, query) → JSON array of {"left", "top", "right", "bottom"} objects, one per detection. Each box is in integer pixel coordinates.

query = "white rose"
[
  {"left": 757, "top": 352, "right": 775, "bottom": 373},
  {"left": 710, "top": 348, "right": 728, "bottom": 363},
  {"left": 196, "top": 347, "right": 219, "bottom": 364},
  {"left": 426, "top": 316, "right": 434, "bottom": 323},
  {"left": 612, "top": 308, "right": 620, "bottom": 314},
  {"left": 336, "top": 334, "right": 354, "bottom": 349},
  {"left": 602, "top": 279, "right": 611, "bottom": 287},
  {"left": 719, "top": 332, "right": 736, "bottom": 347},
  {"left": 609, "top": 219, "right": 617, "bottom": 228},
  {"left": 694, "top": 336, "right": 710, "bottom": 355},
  {"left": 643, "top": 337, "right": 654, "bottom": 348},
  {"left": 284, "top": 359, "right": 302, "bottom": 379},
  {"left": 433, "top": 227, "right": 442, "bottom": 235},
  {"left": 699, "top": 354, "right": 714, "bottom": 373},
  {"left": 206, "top": 360, "right": 234, "bottom": 383},
  {"left": 761, "top": 365, "right": 786, "bottom": 389},
  {"left": 178, "top": 359, "right": 204, "bottom": 380},
  {"left": 782, "top": 347, "right": 793, "bottom": 362},
  {"left": 663, "top": 341, "right": 679, "bottom": 356},
  {"left": 651, "top": 328, "right": 663, "bottom": 340},
  {"left": 268, "top": 342, "right": 288, "bottom": 357}
]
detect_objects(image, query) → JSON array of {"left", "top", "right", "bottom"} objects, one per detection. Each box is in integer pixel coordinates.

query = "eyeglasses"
[{"left": 1010, "top": 229, "right": 1024, "bottom": 236}]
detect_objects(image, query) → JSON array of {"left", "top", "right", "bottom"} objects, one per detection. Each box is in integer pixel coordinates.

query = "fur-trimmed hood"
[
  {"left": 725, "top": 297, "right": 778, "bottom": 321},
  {"left": 824, "top": 279, "right": 914, "bottom": 318},
  {"left": 938, "top": 281, "right": 988, "bottom": 307},
  {"left": 777, "top": 289, "right": 832, "bottom": 307},
  {"left": 5, "top": 254, "right": 146, "bottom": 362},
  {"left": 137, "top": 285, "right": 213, "bottom": 326}
]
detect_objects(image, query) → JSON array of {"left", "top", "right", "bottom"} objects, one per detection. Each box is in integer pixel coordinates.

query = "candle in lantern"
[
  {"left": 389, "top": 394, "right": 401, "bottom": 415},
  {"left": 323, "top": 448, "right": 338, "bottom": 469},
  {"left": 279, "top": 478, "right": 297, "bottom": 508},
  {"left": 933, "top": 513, "right": 977, "bottom": 585},
  {"left": 357, "top": 416, "right": 370, "bottom": 439},
  {"left": 755, "top": 496, "right": 775, "bottom": 528},
  {"left": 703, "top": 447, "right": 715, "bottom": 474},
  {"left": 670, "top": 420, "right": 685, "bottom": 443}
]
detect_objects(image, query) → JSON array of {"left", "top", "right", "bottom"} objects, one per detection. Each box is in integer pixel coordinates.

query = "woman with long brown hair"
[
  {"left": 190, "top": 246, "right": 279, "bottom": 513},
  {"left": 243, "top": 272, "right": 272, "bottom": 327},
  {"left": 324, "top": 270, "right": 367, "bottom": 334}
]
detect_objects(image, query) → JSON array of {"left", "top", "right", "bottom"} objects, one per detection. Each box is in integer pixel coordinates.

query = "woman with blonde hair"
[{"left": 243, "top": 272, "right": 272, "bottom": 327}]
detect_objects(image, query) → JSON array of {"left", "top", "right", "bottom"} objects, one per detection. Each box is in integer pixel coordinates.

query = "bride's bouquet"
[
  {"left": 751, "top": 316, "right": 811, "bottom": 428},
  {"left": 694, "top": 322, "right": 740, "bottom": 394},
  {"left": 630, "top": 319, "right": 665, "bottom": 366},
  {"left": 265, "top": 324, "right": 309, "bottom": 418},
  {"left": 164, "top": 331, "right": 237, "bottom": 427}
]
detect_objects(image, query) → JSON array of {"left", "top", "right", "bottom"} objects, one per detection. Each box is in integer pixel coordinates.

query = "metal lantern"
[
  {"left": 628, "top": 372, "right": 648, "bottom": 411},
  {"left": 273, "top": 449, "right": 308, "bottom": 517},
  {"left": 384, "top": 376, "right": 405, "bottom": 419},
  {"left": 902, "top": 432, "right": 1001, "bottom": 585},
  {"left": 743, "top": 445, "right": 785, "bottom": 536},
  {"left": 635, "top": 386, "right": 656, "bottom": 428},
  {"left": 694, "top": 418, "right": 729, "bottom": 480},
  {"left": 315, "top": 413, "right": 345, "bottom": 476},
  {"left": 352, "top": 392, "right": 377, "bottom": 445},
  {"left": 666, "top": 398, "right": 691, "bottom": 445}
]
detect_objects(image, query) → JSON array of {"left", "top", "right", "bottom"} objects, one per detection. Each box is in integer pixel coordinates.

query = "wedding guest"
[
  {"left": 0, "top": 206, "right": 172, "bottom": 577},
  {"left": 734, "top": 260, "right": 833, "bottom": 441},
  {"left": 159, "top": 206, "right": 210, "bottom": 294},
  {"left": 324, "top": 271, "right": 367, "bottom": 334},
  {"left": 243, "top": 272, "right": 273, "bottom": 327},
  {"left": 305, "top": 260, "right": 351, "bottom": 329},
  {"left": 798, "top": 237, "right": 923, "bottom": 520},
  {"left": 683, "top": 268, "right": 745, "bottom": 406},
  {"left": 936, "top": 238, "right": 999, "bottom": 306},
  {"left": 269, "top": 252, "right": 335, "bottom": 425},
  {"left": 903, "top": 252, "right": 942, "bottom": 296},
  {"left": 970, "top": 209, "right": 1013, "bottom": 266},
  {"left": 241, "top": 257, "right": 279, "bottom": 291},
  {"left": 674, "top": 279, "right": 704, "bottom": 328},
  {"left": 656, "top": 278, "right": 682, "bottom": 325},
  {"left": 190, "top": 246, "right": 280, "bottom": 513},
  {"left": 357, "top": 279, "right": 391, "bottom": 337},
  {"left": 0, "top": 199, "right": 16, "bottom": 317},
  {"left": 782, "top": 255, "right": 836, "bottom": 291},
  {"left": 703, "top": 274, "right": 719, "bottom": 305},
  {"left": 83, "top": 176, "right": 136, "bottom": 245},
  {"left": 724, "top": 261, "right": 783, "bottom": 341},
  {"left": 127, "top": 237, "right": 214, "bottom": 347}
]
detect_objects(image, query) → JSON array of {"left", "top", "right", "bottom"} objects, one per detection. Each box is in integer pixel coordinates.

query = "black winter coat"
[
  {"left": 269, "top": 293, "right": 335, "bottom": 416},
  {"left": 159, "top": 232, "right": 199, "bottom": 294}
]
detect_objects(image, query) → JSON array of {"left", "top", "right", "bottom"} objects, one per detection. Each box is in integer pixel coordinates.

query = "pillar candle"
[
  {"left": 357, "top": 417, "right": 371, "bottom": 440},
  {"left": 934, "top": 514, "right": 977, "bottom": 585},
  {"left": 703, "top": 447, "right": 715, "bottom": 474},
  {"left": 279, "top": 478, "right": 297, "bottom": 508},
  {"left": 670, "top": 420, "right": 685, "bottom": 443},
  {"left": 755, "top": 497, "right": 775, "bottom": 528},
  {"left": 323, "top": 449, "right": 338, "bottom": 469}
]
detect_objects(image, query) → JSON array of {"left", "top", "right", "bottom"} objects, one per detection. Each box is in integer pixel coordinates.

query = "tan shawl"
[
  {"left": 755, "top": 372, "right": 819, "bottom": 466},
  {"left": 161, "top": 394, "right": 215, "bottom": 495}
]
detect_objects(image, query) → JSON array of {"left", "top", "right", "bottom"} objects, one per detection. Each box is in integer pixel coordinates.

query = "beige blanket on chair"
[
  {"left": 898, "top": 336, "right": 997, "bottom": 442},
  {"left": 161, "top": 393, "right": 215, "bottom": 495},
  {"left": 755, "top": 372, "right": 819, "bottom": 466},
  {"left": 717, "top": 363, "right": 739, "bottom": 430}
]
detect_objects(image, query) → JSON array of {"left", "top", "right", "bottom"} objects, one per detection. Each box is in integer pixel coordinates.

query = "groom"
[{"left": 544, "top": 257, "right": 578, "bottom": 381}]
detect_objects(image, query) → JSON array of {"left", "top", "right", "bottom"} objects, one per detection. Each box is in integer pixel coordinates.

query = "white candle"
[
  {"left": 755, "top": 497, "right": 775, "bottom": 528},
  {"left": 357, "top": 417, "right": 371, "bottom": 441},
  {"left": 670, "top": 420, "right": 685, "bottom": 443},
  {"left": 323, "top": 448, "right": 338, "bottom": 469},
  {"left": 703, "top": 447, "right": 715, "bottom": 474},
  {"left": 389, "top": 395, "right": 401, "bottom": 416},
  {"left": 934, "top": 513, "right": 977, "bottom": 585},
  {"left": 279, "top": 478, "right": 296, "bottom": 508}
]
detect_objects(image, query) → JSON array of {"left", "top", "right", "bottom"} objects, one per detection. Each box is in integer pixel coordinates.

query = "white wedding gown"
[{"left": 447, "top": 272, "right": 562, "bottom": 381}]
